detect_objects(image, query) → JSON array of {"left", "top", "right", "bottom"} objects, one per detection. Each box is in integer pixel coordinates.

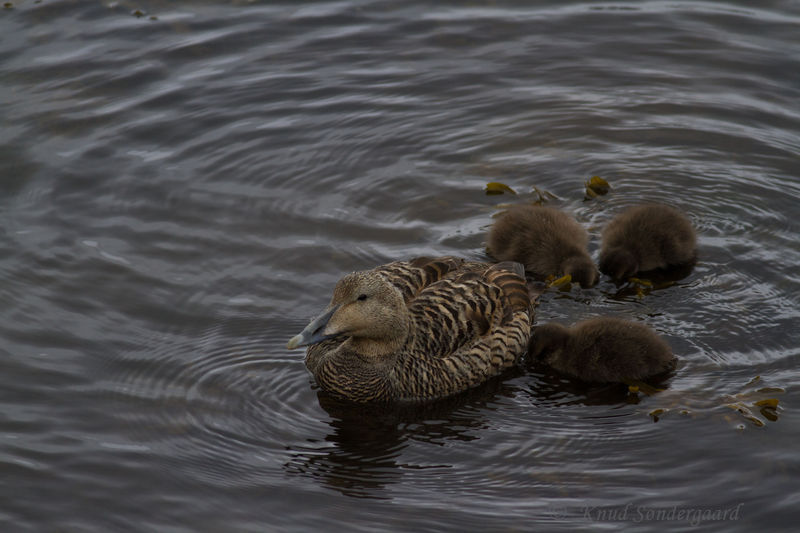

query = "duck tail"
[{"left": 485, "top": 262, "right": 530, "bottom": 313}]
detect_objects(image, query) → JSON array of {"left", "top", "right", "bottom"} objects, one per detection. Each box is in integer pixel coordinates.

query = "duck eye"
[{"left": 357, "top": 294, "right": 368, "bottom": 301}]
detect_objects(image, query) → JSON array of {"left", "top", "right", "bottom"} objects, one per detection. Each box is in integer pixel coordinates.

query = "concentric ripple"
[{"left": 107, "top": 318, "right": 319, "bottom": 489}]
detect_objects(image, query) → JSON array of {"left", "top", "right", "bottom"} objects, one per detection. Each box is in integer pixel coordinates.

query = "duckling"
[
  {"left": 487, "top": 205, "right": 598, "bottom": 288},
  {"left": 599, "top": 204, "right": 696, "bottom": 282},
  {"left": 287, "top": 256, "right": 534, "bottom": 403},
  {"left": 529, "top": 317, "right": 676, "bottom": 382}
]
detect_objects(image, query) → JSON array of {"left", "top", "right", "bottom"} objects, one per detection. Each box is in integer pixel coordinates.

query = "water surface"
[{"left": 2, "top": 1, "right": 800, "bottom": 531}]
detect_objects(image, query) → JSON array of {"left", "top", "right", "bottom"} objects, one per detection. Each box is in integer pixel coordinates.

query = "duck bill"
[{"left": 287, "top": 305, "right": 340, "bottom": 349}]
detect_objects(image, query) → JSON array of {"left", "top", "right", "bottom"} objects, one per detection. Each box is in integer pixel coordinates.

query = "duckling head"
[
  {"left": 528, "top": 322, "right": 570, "bottom": 360},
  {"left": 599, "top": 247, "right": 639, "bottom": 281},
  {"left": 287, "top": 271, "right": 409, "bottom": 358},
  {"left": 561, "top": 255, "right": 598, "bottom": 288}
]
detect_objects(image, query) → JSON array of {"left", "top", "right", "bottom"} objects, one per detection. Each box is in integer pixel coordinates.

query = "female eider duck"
[
  {"left": 529, "top": 317, "right": 676, "bottom": 382},
  {"left": 599, "top": 204, "right": 696, "bottom": 282},
  {"left": 487, "top": 205, "right": 598, "bottom": 288},
  {"left": 287, "top": 256, "right": 534, "bottom": 403}
]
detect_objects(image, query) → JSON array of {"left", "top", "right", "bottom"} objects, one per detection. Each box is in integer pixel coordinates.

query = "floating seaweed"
[
  {"left": 754, "top": 398, "right": 779, "bottom": 408},
  {"left": 724, "top": 402, "right": 765, "bottom": 427},
  {"left": 644, "top": 375, "right": 785, "bottom": 428},
  {"left": 721, "top": 376, "right": 784, "bottom": 428},
  {"left": 624, "top": 379, "right": 664, "bottom": 397},
  {"left": 485, "top": 182, "right": 516, "bottom": 195},
  {"left": 531, "top": 185, "right": 559, "bottom": 205},
  {"left": 627, "top": 277, "right": 653, "bottom": 298},
  {"left": 545, "top": 273, "right": 572, "bottom": 290},
  {"left": 584, "top": 176, "right": 610, "bottom": 199}
]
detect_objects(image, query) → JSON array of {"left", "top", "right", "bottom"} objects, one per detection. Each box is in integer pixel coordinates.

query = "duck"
[
  {"left": 287, "top": 256, "right": 534, "bottom": 403},
  {"left": 599, "top": 204, "right": 696, "bottom": 282},
  {"left": 487, "top": 205, "right": 598, "bottom": 288},
  {"left": 528, "top": 317, "right": 676, "bottom": 382}
]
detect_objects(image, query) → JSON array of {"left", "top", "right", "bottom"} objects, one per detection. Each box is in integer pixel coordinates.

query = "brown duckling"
[
  {"left": 287, "top": 256, "right": 534, "bottom": 403},
  {"left": 487, "top": 205, "right": 598, "bottom": 288},
  {"left": 599, "top": 204, "right": 696, "bottom": 282},
  {"left": 529, "top": 317, "right": 676, "bottom": 382}
]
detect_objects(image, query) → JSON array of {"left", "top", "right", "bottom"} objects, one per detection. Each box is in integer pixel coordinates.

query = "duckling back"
[
  {"left": 599, "top": 204, "right": 696, "bottom": 281},
  {"left": 487, "top": 205, "right": 598, "bottom": 287},
  {"left": 530, "top": 317, "right": 675, "bottom": 382}
]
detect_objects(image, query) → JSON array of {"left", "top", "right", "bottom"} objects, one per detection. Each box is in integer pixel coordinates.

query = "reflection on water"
[
  {"left": 285, "top": 374, "right": 520, "bottom": 499},
  {"left": 2, "top": 0, "right": 800, "bottom": 531}
]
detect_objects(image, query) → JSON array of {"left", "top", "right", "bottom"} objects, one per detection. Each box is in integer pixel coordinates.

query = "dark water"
[{"left": 2, "top": 1, "right": 800, "bottom": 531}]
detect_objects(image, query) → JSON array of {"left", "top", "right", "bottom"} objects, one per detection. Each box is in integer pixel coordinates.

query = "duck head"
[
  {"left": 528, "top": 322, "right": 570, "bottom": 360},
  {"left": 599, "top": 247, "right": 639, "bottom": 282},
  {"left": 287, "top": 271, "right": 409, "bottom": 358},
  {"left": 562, "top": 255, "right": 599, "bottom": 288}
]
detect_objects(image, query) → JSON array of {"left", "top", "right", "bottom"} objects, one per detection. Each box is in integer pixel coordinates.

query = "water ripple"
[{"left": 2, "top": 0, "right": 800, "bottom": 531}]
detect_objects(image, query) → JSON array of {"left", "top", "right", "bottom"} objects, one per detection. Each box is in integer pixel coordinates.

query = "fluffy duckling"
[
  {"left": 529, "top": 317, "right": 675, "bottom": 382},
  {"left": 599, "top": 204, "right": 696, "bottom": 281},
  {"left": 287, "top": 256, "right": 534, "bottom": 403},
  {"left": 487, "top": 205, "right": 598, "bottom": 288}
]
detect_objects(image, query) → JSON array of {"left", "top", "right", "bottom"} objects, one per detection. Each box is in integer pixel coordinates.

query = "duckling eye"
[{"left": 357, "top": 294, "right": 368, "bottom": 301}]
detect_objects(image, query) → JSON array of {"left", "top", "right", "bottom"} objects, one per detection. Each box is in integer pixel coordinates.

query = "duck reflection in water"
[
  {"left": 282, "top": 358, "right": 677, "bottom": 498},
  {"left": 283, "top": 371, "right": 522, "bottom": 499}
]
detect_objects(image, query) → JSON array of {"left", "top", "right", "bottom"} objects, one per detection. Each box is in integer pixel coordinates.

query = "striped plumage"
[{"left": 289, "top": 256, "right": 534, "bottom": 403}]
